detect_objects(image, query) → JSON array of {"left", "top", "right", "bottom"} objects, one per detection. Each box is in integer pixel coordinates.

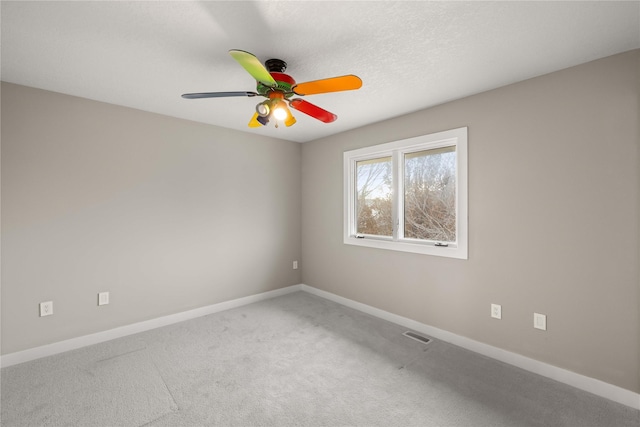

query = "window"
[{"left": 344, "top": 127, "right": 467, "bottom": 259}]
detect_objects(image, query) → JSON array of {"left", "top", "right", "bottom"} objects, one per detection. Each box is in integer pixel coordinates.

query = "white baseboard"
[
  {"left": 0, "top": 284, "right": 302, "bottom": 368},
  {"left": 2, "top": 282, "right": 638, "bottom": 410},
  {"left": 300, "top": 284, "right": 640, "bottom": 410}
]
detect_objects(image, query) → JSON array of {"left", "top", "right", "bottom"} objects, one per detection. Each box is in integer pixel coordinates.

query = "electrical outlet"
[
  {"left": 534, "top": 313, "right": 547, "bottom": 330},
  {"left": 98, "top": 292, "right": 109, "bottom": 306},
  {"left": 293, "top": 260, "right": 298, "bottom": 270},
  {"left": 39, "top": 301, "right": 53, "bottom": 317},
  {"left": 491, "top": 304, "right": 502, "bottom": 319}
]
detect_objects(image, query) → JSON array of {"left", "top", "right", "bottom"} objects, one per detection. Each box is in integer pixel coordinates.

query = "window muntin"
[{"left": 344, "top": 127, "right": 467, "bottom": 259}]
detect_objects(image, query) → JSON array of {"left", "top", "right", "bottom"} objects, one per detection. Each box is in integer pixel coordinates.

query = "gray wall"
[
  {"left": 1, "top": 82, "right": 301, "bottom": 354},
  {"left": 301, "top": 50, "right": 639, "bottom": 392}
]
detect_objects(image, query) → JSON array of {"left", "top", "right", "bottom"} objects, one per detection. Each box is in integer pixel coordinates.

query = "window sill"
[{"left": 344, "top": 235, "right": 467, "bottom": 259}]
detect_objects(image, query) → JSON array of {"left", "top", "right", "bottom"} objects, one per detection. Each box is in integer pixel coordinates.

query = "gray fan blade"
[{"left": 181, "top": 91, "right": 258, "bottom": 99}]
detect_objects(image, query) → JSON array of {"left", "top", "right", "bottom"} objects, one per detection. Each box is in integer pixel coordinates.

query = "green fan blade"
[{"left": 229, "top": 50, "right": 276, "bottom": 87}]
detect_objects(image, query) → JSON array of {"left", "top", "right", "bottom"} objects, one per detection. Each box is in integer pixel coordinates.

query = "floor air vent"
[{"left": 403, "top": 331, "right": 432, "bottom": 344}]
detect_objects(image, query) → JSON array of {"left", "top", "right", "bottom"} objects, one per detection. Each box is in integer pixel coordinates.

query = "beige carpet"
[{"left": 2, "top": 291, "right": 639, "bottom": 426}]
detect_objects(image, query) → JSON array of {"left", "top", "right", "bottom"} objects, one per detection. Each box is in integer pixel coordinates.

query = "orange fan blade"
[{"left": 292, "top": 75, "right": 362, "bottom": 96}]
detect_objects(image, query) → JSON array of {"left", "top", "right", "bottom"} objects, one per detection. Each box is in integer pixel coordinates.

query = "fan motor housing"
[
  {"left": 257, "top": 72, "right": 296, "bottom": 97},
  {"left": 265, "top": 58, "right": 287, "bottom": 73}
]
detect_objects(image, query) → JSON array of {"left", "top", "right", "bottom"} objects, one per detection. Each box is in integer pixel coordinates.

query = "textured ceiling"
[{"left": 2, "top": 1, "right": 639, "bottom": 143}]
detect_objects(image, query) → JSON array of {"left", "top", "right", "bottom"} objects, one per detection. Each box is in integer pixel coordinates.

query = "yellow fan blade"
[
  {"left": 248, "top": 112, "right": 262, "bottom": 128},
  {"left": 293, "top": 75, "right": 362, "bottom": 96},
  {"left": 285, "top": 110, "right": 296, "bottom": 127}
]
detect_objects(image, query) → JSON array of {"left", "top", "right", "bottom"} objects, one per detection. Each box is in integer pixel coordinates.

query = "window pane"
[
  {"left": 404, "top": 146, "right": 456, "bottom": 242},
  {"left": 356, "top": 156, "right": 392, "bottom": 236}
]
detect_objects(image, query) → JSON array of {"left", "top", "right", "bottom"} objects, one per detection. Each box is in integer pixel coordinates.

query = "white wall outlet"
[
  {"left": 293, "top": 260, "right": 298, "bottom": 270},
  {"left": 39, "top": 301, "right": 53, "bottom": 317},
  {"left": 534, "top": 312, "right": 547, "bottom": 330},
  {"left": 98, "top": 292, "right": 109, "bottom": 306},
  {"left": 491, "top": 303, "right": 502, "bottom": 319}
]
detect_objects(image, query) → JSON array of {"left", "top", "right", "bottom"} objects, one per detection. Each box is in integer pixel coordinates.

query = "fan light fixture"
[
  {"left": 273, "top": 104, "right": 288, "bottom": 121},
  {"left": 257, "top": 114, "right": 269, "bottom": 126},
  {"left": 181, "top": 50, "right": 362, "bottom": 129},
  {"left": 256, "top": 101, "right": 270, "bottom": 117}
]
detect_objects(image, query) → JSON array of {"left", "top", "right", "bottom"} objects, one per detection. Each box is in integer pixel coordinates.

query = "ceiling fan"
[{"left": 182, "top": 50, "right": 362, "bottom": 128}]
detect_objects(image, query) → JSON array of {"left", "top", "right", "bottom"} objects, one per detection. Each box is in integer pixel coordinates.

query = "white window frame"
[{"left": 344, "top": 127, "right": 468, "bottom": 259}]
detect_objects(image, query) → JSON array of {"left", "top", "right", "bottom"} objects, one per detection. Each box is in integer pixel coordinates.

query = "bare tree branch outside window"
[
  {"left": 404, "top": 147, "right": 456, "bottom": 242},
  {"left": 356, "top": 157, "right": 392, "bottom": 236}
]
